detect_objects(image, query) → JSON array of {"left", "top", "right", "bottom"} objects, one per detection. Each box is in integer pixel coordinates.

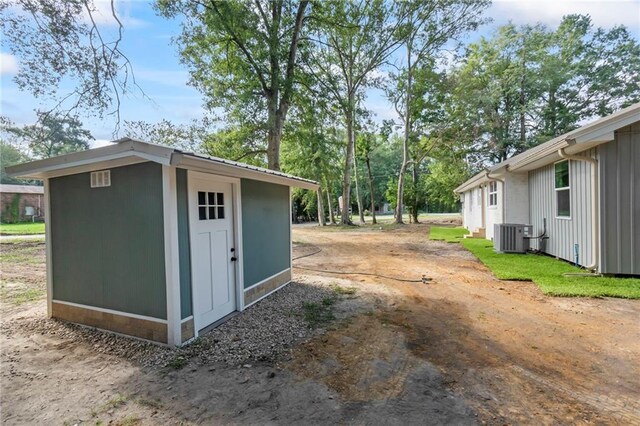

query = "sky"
[{"left": 1, "top": 0, "right": 639, "bottom": 148}]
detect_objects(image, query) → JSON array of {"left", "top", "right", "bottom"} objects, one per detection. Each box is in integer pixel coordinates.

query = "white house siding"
[
  {"left": 504, "top": 173, "right": 529, "bottom": 224},
  {"left": 462, "top": 187, "right": 484, "bottom": 233},
  {"left": 528, "top": 149, "right": 596, "bottom": 267},
  {"left": 485, "top": 181, "right": 503, "bottom": 240},
  {"left": 599, "top": 123, "right": 640, "bottom": 275}
]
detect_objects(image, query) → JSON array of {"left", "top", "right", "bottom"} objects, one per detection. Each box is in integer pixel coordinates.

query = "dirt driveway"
[{"left": 1, "top": 224, "right": 639, "bottom": 425}]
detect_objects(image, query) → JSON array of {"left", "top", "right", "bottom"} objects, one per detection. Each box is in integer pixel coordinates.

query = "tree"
[
  {"left": 0, "top": 138, "right": 29, "bottom": 184},
  {"left": 281, "top": 86, "right": 343, "bottom": 225},
  {"left": 305, "top": 0, "right": 409, "bottom": 224},
  {"left": 156, "top": 0, "right": 310, "bottom": 171},
  {"left": 1, "top": 0, "right": 140, "bottom": 128},
  {"left": 5, "top": 111, "right": 93, "bottom": 159},
  {"left": 386, "top": 0, "right": 488, "bottom": 224},
  {"left": 449, "top": 15, "right": 640, "bottom": 166}
]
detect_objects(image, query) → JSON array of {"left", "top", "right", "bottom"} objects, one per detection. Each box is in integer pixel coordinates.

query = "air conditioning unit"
[{"left": 494, "top": 224, "right": 533, "bottom": 253}]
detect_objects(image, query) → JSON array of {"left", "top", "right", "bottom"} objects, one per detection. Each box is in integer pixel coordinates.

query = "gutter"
[{"left": 558, "top": 146, "right": 598, "bottom": 271}]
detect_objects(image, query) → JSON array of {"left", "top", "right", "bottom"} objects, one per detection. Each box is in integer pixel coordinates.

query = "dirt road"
[
  {"left": 1, "top": 224, "right": 639, "bottom": 425},
  {"left": 292, "top": 224, "right": 640, "bottom": 424}
]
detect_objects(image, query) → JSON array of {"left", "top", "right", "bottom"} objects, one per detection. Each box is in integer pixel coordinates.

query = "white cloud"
[
  {"left": 0, "top": 53, "right": 19, "bottom": 75},
  {"left": 82, "top": 0, "right": 148, "bottom": 29},
  {"left": 489, "top": 0, "right": 640, "bottom": 31}
]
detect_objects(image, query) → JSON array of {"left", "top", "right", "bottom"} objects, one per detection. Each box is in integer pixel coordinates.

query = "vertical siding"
[
  {"left": 600, "top": 123, "right": 640, "bottom": 275},
  {"left": 528, "top": 149, "right": 596, "bottom": 267},
  {"left": 176, "top": 168, "right": 193, "bottom": 318},
  {"left": 241, "top": 179, "right": 291, "bottom": 288},
  {"left": 50, "top": 162, "right": 167, "bottom": 319}
]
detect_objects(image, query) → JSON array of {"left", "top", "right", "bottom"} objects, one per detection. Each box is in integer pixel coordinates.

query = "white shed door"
[{"left": 189, "top": 174, "right": 237, "bottom": 331}]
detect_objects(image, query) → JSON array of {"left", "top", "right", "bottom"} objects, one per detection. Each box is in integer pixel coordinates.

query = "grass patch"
[
  {"left": 166, "top": 355, "right": 188, "bottom": 370},
  {"left": 461, "top": 238, "right": 640, "bottom": 299},
  {"left": 429, "top": 226, "right": 469, "bottom": 243},
  {"left": 332, "top": 284, "right": 357, "bottom": 295},
  {"left": 302, "top": 300, "right": 336, "bottom": 328},
  {"left": 0, "top": 241, "right": 45, "bottom": 264},
  {"left": 0, "top": 222, "right": 45, "bottom": 235},
  {"left": 0, "top": 282, "right": 45, "bottom": 304}
]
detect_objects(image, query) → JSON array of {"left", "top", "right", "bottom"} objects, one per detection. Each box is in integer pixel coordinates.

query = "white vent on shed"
[{"left": 90, "top": 170, "right": 111, "bottom": 188}]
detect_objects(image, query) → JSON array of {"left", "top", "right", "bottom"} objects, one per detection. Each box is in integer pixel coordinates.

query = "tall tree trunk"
[
  {"left": 316, "top": 185, "right": 326, "bottom": 226},
  {"left": 395, "top": 41, "right": 412, "bottom": 225},
  {"left": 353, "top": 135, "right": 365, "bottom": 225},
  {"left": 411, "top": 163, "right": 419, "bottom": 223},
  {"left": 341, "top": 101, "right": 355, "bottom": 225},
  {"left": 267, "top": 109, "right": 284, "bottom": 170},
  {"left": 326, "top": 186, "right": 336, "bottom": 225},
  {"left": 365, "top": 155, "right": 377, "bottom": 225}
]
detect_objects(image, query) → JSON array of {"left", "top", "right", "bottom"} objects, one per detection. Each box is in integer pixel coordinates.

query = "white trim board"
[
  {"left": 44, "top": 178, "right": 53, "bottom": 318},
  {"left": 52, "top": 300, "right": 168, "bottom": 324},
  {"left": 163, "top": 165, "right": 182, "bottom": 346}
]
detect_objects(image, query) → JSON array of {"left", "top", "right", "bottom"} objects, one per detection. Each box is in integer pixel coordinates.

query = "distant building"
[{"left": 0, "top": 184, "right": 45, "bottom": 222}]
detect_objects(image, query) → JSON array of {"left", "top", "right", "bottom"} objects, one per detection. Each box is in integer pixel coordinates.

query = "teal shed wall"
[
  {"left": 241, "top": 179, "right": 291, "bottom": 288},
  {"left": 176, "top": 168, "right": 193, "bottom": 318},
  {"left": 50, "top": 162, "right": 167, "bottom": 319}
]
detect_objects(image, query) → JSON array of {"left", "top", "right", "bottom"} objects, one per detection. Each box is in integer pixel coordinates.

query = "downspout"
[{"left": 558, "top": 147, "right": 598, "bottom": 271}]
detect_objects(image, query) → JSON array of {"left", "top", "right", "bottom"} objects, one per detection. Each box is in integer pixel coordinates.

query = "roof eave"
[{"left": 172, "top": 153, "right": 319, "bottom": 190}]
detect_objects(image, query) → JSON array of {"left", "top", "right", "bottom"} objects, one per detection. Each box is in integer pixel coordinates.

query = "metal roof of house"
[
  {"left": 454, "top": 102, "right": 640, "bottom": 193},
  {"left": 6, "top": 138, "right": 319, "bottom": 191},
  {"left": 0, "top": 184, "right": 44, "bottom": 194}
]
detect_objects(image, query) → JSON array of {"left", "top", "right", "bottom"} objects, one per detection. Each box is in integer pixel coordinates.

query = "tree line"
[{"left": 2, "top": 1, "right": 638, "bottom": 224}]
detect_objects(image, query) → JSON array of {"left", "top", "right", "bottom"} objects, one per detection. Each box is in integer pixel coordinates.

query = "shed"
[
  {"left": 6, "top": 139, "right": 319, "bottom": 346},
  {"left": 454, "top": 103, "right": 640, "bottom": 276},
  {"left": 0, "top": 184, "right": 45, "bottom": 222}
]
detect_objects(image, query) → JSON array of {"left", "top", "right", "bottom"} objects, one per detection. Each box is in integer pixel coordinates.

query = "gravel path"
[{"left": 1, "top": 279, "right": 357, "bottom": 368}]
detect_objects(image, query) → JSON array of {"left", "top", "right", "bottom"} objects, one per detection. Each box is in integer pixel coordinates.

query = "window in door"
[{"left": 197, "top": 191, "right": 225, "bottom": 220}]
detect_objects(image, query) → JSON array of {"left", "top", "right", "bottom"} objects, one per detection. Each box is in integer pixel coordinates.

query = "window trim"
[
  {"left": 554, "top": 160, "right": 571, "bottom": 219},
  {"left": 488, "top": 181, "right": 498, "bottom": 208}
]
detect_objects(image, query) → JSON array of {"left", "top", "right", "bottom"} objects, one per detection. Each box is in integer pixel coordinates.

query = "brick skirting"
[
  {"left": 181, "top": 318, "right": 195, "bottom": 343},
  {"left": 52, "top": 301, "right": 168, "bottom": 344},
  {"left": 244, "top": 269, "right": 291, "bottom": 306}
]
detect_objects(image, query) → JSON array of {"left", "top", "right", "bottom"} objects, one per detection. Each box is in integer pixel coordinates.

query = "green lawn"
[
  {"left": 0, "top": 222, "right": 46, "bottom": 235},
  {"left": 460, "top": 237, "right": 640, "bottom": 299},
  {"left": 428, "top": 226, "right": 469, "bottom": 243}
]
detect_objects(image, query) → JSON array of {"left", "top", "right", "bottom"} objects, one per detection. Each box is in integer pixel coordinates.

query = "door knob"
[{"left": 231, "top": 256, "right": 237, "bottom": 262}]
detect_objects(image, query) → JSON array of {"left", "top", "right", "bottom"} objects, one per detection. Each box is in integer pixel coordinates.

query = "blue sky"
[{"left": 1, "top": 0, "right": 639, "bottom": 147}]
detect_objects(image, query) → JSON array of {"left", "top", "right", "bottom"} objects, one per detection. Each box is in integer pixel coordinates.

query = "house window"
[
  {"left": 198, "top": 191, "right": 225, "bottom": 220},
  {"left": 555, "top": 160, "right": 570, "bottom": 218},
  {"left": 488, "top": 181, "right": 498, "bottom": 206}
]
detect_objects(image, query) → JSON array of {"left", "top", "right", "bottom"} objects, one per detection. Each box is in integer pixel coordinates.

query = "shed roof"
[
  {"left": 454, "top": 102, "right": 640, "bottom": 193},
  {"left": 6, "top": 138, "right": 319, "bottom": 191},
  {"left": 0, "top": 184, "right": 44, "bottom": 194}
]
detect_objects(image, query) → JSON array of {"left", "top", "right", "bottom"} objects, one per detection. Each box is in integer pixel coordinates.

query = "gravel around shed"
[{"left": 1, "top": 279, "right": 361, "bottom": 368}]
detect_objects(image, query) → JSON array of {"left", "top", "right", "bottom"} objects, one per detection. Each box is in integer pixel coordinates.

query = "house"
[
  {"left": 7, "top": 138, "right": 318, "bottom": 346},
  {"left": 0, "top": 184, "right": 45, "bottom": 222},
  {"left": 454, "top": 103, "right": 640, "bottom": 276}
]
